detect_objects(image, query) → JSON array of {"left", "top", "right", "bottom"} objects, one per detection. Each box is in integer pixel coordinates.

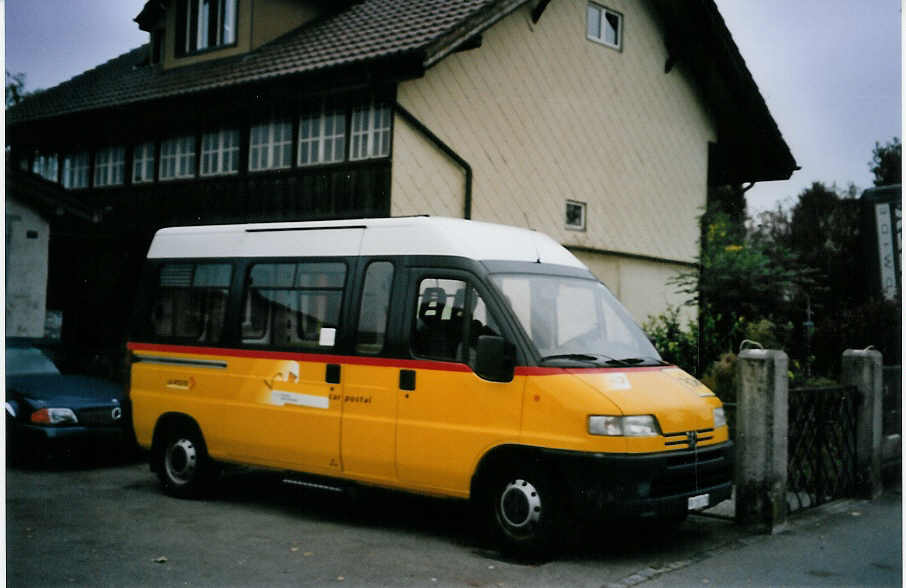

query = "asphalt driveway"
[{"left": 6, "top": 455, "right": 755, "bottom": 587}]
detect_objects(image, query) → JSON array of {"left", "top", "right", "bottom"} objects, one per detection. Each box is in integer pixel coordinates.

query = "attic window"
[
  {"left": 586, "top": 3, "right": 622, "bottom": 50},
  {"left": 176, "top": 0, "right": 238, "bottom": 56}
]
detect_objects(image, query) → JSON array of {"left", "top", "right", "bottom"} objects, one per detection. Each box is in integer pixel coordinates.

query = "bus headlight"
[
  {"left": 713, "top": 407, "right": 727, "bottom": 429},
  {"left": 588, "top": 415, "right": 660, "bottom": 437}
]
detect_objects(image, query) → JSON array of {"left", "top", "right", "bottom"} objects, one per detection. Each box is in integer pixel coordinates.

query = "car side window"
[{"left": 411, "top": 278, "right": 499, "bottom": 364}]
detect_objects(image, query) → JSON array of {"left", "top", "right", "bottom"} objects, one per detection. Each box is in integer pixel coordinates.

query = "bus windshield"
[{"left": 490, "top": 273, "right": 661, "bottom": 365}]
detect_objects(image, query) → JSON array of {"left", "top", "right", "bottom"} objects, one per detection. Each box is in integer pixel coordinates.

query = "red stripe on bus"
[
  {"left": 126, "top": 342, "right": 673, "bottom": 375},
  {"left": 514, "top": 365, "right": 670, "bottom": 375},
  {"left": 126, "top": 342, "right": 473, "bottom": 373}
]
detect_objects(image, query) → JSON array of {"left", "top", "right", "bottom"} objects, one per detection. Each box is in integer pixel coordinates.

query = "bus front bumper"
[{"left": 545, "top": 441, "right": 734, "bottom": 519}]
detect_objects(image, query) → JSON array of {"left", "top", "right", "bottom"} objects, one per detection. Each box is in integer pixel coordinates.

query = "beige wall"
[
  {"left": 390, "top": 115, "right": 466, "bottom": 218},
  {"left": 6, "top": 199, "right": 49, "bottom": 338},
  {"left": 251, "top": 0, "right": 321, "bottom": 50},
  {"left": 391, "top": 0, "right": 714, "bottom": 318},
  {"left": 570, "top": 249, "right": 694, "bottom": 324}
]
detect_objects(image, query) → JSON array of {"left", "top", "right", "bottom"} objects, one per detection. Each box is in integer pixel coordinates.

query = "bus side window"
[
  {"left": 355, "top": 261, "right": 394, "bottom": 354},
  {"left": 241, "top": 261, "right": 346, "bottom": 349},
  {"left": 151, "top": 263, "right": 232, "bottom": 343}
]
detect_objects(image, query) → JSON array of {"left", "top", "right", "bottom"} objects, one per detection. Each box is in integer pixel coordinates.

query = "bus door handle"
[
  {"left": 399, "top": 369, "right": 416, "bottom": 393},
  {"left": 325, "top": 364, "right": 341, "bottom": 384}
]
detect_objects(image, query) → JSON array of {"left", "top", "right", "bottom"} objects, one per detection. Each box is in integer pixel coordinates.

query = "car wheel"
[
  {"left": 157, "top": 427, "right": 216, "bottom": 498},
  {"left": 487, "top": 465, "right": 559, "bottom": 559}
]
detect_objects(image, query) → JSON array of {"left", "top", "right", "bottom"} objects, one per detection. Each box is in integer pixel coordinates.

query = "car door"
[
  {"left": 232, "top": 260, "right": 346, "bottom": 474},
  {"left": 339, "top": 259, "right": 401, "bottom": 484},
  {"left": 395, "top": 270, "right": 524, "bottom": 495}
]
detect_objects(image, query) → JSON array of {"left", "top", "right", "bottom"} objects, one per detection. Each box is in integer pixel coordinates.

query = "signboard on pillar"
[{"left": 862, "top": 186, "right": 902, "bottom": 302}]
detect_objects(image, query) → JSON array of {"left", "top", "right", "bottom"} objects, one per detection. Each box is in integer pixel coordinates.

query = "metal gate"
[{"left": 787, "top": 385, "right": 858, "bottom": 512}]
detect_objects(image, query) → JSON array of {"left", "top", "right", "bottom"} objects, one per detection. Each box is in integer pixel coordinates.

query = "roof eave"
[
  {"left": 423, "top": 0, "right": 531, "bottom": 69},
  {"left": 651, "top": 0, "right": 797, "bottom": 184}
]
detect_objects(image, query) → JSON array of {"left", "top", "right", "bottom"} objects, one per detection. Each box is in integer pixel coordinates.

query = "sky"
[{"left": 4, "top": 1, "right": 902, "bottom": 215}]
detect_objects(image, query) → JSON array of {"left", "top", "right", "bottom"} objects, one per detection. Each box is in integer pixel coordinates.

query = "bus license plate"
[{"left": 688, "top": 493, "right": 709, "bottom": 510}]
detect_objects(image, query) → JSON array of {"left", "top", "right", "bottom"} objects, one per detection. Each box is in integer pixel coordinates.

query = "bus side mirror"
[{"left": 474, "top": 335, "right": 515, "bottom": 382}]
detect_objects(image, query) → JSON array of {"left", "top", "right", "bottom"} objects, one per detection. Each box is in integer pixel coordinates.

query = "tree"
[
  {"left": 870, "top": 137, "right": 901, "bottom": 186},
  {"left": 5, "top": 70, "right": 28, "bottom": 107},
  {"left": 671, "top": 208, "right": 806, "bottom": 361},
  {"left": 787, "top": 182, "right": 862, "bottom": 315}
]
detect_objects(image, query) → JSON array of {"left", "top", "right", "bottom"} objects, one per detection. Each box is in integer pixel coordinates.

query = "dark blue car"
[{"left": 5, "top": 340, "right": 131, "bottom": 463}]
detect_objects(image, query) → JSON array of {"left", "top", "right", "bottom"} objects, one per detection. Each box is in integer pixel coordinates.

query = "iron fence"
[{"left": 787, "top": 385, "right": 858, "bottom": 512}]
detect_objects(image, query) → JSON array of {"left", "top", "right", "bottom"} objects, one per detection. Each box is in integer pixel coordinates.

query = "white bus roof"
[{"left": 147, "top": 216, "right": 586, "bottom": 269}]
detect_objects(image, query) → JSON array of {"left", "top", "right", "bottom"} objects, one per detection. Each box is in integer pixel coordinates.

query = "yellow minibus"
[{"left": 128, "top": 216, "right": 732, "bottom": 556}]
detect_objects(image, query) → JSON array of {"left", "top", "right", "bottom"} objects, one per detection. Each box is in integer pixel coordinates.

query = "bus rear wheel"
[{"left": 156, "top": 426, "right": 217, "bottom": 498}]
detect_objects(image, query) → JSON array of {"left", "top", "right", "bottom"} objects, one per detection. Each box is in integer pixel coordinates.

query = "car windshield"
[
  {"left": 6, "top": 346, "right": 61, "bottom": 376},
  {"left": 490, "top": 273, "right": 660, "bottom": 363}
]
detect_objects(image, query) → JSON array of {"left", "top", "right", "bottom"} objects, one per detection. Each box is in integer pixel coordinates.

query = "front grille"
[
  {"left": 650, "top": 445, "right": 731, "bottom": 498},
  {"left": 76, "top": 407, "right": 121, "bottom": 427},
  {"left": 663, "top": 428, "right": 715, "bottom": 449}
]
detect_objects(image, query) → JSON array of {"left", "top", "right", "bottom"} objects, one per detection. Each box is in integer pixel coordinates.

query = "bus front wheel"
[{"left": 487, "top": 465, "right": 559, "bottom": 559}]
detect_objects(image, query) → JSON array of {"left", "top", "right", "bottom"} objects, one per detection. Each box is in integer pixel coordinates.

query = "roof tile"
[{"left": 8, "top": 0, "right": 496, "bottom": 125}]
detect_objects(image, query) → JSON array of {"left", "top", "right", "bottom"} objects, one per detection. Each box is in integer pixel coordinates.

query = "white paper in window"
[{"left": 319, "top": 327, "right": 337, "bottom": 347}]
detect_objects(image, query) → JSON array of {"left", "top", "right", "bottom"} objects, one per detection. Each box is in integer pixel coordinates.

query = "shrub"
[{"left": 643, "top": 306, "right": 699, "bottom": 375}]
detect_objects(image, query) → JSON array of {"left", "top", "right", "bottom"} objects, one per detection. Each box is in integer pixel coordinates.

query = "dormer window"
[{"left": 176, "top": 0, "right": 238, "bottom": 56}]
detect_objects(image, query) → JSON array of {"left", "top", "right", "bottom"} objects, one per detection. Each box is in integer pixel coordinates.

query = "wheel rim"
[
  {"left": 165, "top": 438, "right": 198, "bottom": 485},
  {"left": 498, "top": 478, "right": 542, "bottom": 533}
]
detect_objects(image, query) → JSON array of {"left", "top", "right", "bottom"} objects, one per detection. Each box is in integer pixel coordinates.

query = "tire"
[
  {"left": 156, "top": 426, "right": 217, "bottom": 498},
  {"left": 486, "top": 465, "right": 559, "bottom": 559}
]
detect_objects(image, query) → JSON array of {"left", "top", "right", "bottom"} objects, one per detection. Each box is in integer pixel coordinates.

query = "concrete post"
[
  {"left": 841, "top": 349, "right": 884, "bottom": 499},
  {"left": 735, "top": 349, "right": 788, "bottom": 533}
]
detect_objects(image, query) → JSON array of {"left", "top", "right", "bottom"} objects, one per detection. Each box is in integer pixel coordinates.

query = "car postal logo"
[{"left": 263, "top": 361, "right": 329, "bottom": 410}]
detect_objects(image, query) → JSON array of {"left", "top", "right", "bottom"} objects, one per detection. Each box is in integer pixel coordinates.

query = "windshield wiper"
[
  {"left": 613, "top": 356, "right": 669, "bottom": 366},
  {"left": 539, "top": 353, "right": 667, "bottom": 367},
  {"left": 539, "top": 353, "right": 600, "bottom": 363},
  {"left": 539, "top": 353, "right": 634, "bottom": 367}
]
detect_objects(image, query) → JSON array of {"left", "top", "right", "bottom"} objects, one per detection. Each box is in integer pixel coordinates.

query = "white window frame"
[
  {"left": 183, "top": 0, "right": 237, "bottom": 54},
  {"left": 160, "top": 135, "right": 197, "bottom": 181},
  {"left": 200, "top": 128, "right": 240, "bottom": 176},
  {"left": 349, "top": 102, "right": 392, "bottom": 161},
  {"left": 94, "top": 146, "right": 126, "bottom": 187},
  {"left": 249, "top": 119, "right": 293, "bottom": 172},
  {"left": 586, "top": 3, "right": 622, "bottom": 50},
  {"left": 62, "top": 152, "right": 90, "bottom": 189},
  {"left": 32, "top": 152, "right": 59, "bottom": 183},
  {"left": 565, "top": 200, "right": 587, "bottom": 231},
  {"left": 133, "top": 142, "right": 155, "bottom": 184},
  {"left": 298, "top": 106, "right": 346, "bottom": 166}
]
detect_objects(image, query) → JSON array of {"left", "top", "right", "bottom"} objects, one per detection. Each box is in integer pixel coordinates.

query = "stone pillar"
[
  {"left": 841, "top": 349, "right": 884, "bottom": 499},
  {"left": 735, "top": 349, "right": 788, "bottom": 533}
]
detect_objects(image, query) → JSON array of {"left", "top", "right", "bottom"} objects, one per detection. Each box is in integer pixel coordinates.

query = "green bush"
[
  {"left": 701, "top": 352, "right": 737, "bottom": 403},
  {"left": 643, "top": 306, "right": 699, "bottom": 375}
]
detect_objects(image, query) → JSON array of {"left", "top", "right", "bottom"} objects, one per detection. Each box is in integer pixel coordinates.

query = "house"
[{"left": 5, "top": 0, "right": 796, "bottom": 363}]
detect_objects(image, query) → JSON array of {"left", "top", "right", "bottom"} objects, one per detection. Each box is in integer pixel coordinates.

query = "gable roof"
[
  {"left": 6, "top": 0, "right": 518, "bottom": 127},
  {"left": 7, "top": 0, "right": 796, "bottom": 183}
]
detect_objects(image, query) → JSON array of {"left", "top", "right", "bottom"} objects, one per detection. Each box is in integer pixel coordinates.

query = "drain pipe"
[{"left": 393, "top": 102, "right": 473, "bottom": 220}]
